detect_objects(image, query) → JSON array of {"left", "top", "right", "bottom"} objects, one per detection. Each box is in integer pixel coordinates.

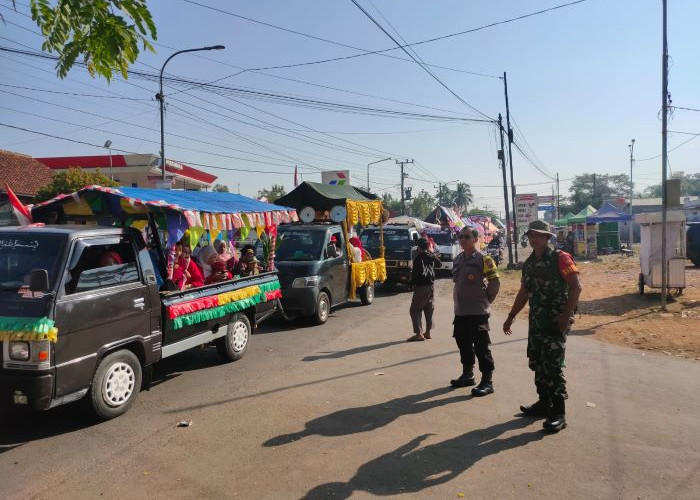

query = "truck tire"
[
  {"left": 90, "top": 350, "right": 142, "bottom": 420},
  {"left": 359, "top": 283, "right": 374, "bottom": 305},
  {"left": 216, "top": 313, "right": 251, "bottom": 362},
  {"left": 314, "top": 291, "right": 330, "bottom": 325}
]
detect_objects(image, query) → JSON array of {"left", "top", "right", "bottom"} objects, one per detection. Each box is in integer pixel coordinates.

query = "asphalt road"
[{"left": 1, "top": 277, "right": 698, "bottom": 500}]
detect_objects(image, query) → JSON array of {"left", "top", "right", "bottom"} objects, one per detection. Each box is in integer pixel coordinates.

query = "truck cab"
[
  {"left": 360, "top": 225, "right": 420, "bottom": 285},
  {"left": 274, "top": 224, "right": 373, "bottom": 324},
  {"left": 425, "top": 229, "right": 459, "bottom": 271}
]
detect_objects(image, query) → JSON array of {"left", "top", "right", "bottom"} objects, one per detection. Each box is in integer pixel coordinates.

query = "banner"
[{"left": 515, "top": 193, "right": 538, "bottom": 232}]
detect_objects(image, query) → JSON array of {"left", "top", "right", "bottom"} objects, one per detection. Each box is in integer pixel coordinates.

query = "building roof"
[
  {"left": 0, "top": 149, "right": 54, "bottom": 197},
  {"left": 35, "top": 154, "right": 217, "bottom": 185}
]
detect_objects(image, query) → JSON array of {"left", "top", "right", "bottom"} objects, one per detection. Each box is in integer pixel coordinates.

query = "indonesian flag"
[
  {"left": 294, "top": 165, "right": 298, "bottom": 187},
  {"left": 5, "top": 183, "right": 32, "bottom": 225}
]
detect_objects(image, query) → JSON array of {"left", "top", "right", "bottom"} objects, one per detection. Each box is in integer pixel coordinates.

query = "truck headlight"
[
  {"left": 9, "top": 341, "right": 30, "bottom": 361},
  {"left": 292, "top": 276, "right": 321, "bottom": 288}
]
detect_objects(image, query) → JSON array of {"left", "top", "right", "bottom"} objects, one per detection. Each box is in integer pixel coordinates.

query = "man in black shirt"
[{"left": 407, "top": 238, "right": 442, "bottom": 342}]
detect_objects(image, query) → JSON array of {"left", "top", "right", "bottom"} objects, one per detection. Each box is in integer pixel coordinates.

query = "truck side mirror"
[{"left": 29, "top": 269, "right": 50, "bottom": 293}]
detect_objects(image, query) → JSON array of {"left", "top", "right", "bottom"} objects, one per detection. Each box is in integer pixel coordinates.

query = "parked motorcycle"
[{"left": 487, "top": 242, "right": 503, "bottom": 266}]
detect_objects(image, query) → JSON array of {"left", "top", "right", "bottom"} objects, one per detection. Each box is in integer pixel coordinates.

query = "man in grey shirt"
[{"left": 450, "top": 226, "right": 501, "bottom": 396}]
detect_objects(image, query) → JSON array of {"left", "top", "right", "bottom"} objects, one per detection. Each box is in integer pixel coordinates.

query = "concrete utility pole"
[
  {"left": 628, "top": 139, "right": 635, "bottom": 246},
  {"left": 498, "top": 114, "right": 514, "bottom": 268},
  {"left": 661, "top": 0, "right": 669, "bottom": 310},
  {"left": 503, "top": 72, "right": 519, "bottom": 263},
  {"left": 396, "top": 159, "right": 413, "bottom": 215},
  {"left": 556, "top": 172, "right": 560, "bottom": 221}
]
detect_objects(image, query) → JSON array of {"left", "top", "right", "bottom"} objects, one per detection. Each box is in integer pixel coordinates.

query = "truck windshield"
[
  {"left": 361, "top": 229, "right": 410, "bottom": 249},
  {"left": 275, "top": 230, "right": 325, "bottom": 261},
  {"left": 0, "top": 234, "right": 65, "bottom": 292},
  {"left": 428, "top": 232, "right": 453, "bottom": 246}
]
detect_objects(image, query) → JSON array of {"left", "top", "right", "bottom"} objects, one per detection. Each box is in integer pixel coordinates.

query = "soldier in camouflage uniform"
[{"left": 503, "top": 220, "right": 581, "bottom": 432}]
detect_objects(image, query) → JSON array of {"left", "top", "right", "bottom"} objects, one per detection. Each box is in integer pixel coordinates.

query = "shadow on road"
[
  {"left": 302, "top": 340, "right": 406, "bottom": 361},
  {"left": 300, "top": 418, "right": 545, "bottom": 499},
  {"left": 264, "top": 386, "right": 467, "bottom": 447},
  {"left": 578, "top": 292, "right": 661, "bottom": 316},
  {"left": 0, "top": 403, "right": 99, "bottom": 455}
]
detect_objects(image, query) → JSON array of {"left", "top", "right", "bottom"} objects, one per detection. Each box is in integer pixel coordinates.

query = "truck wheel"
[
  {"left": 314, "top": 291, "right": 330, "bottom": 325},
  {"left": 90, "top": 350, "right": 142, "bottom": 420},
  {"left": 216, "top": 313, "right": 251, "bottom": 362},
  {"left": 359, "top": 283, "right": 374, "bottom": 305}
]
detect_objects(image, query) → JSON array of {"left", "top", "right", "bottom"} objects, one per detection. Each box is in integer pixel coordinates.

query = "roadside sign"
[
  {"left": 515, "top": 193, "right": 538, "bottom": 230},
  {"left": 322, "top": 170, "right": 350, "bottom": 186},
  {"left": 538, "top": 195, "right": 555, "bottom": 205}
]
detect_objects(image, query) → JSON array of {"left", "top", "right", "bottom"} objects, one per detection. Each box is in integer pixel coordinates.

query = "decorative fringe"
[{"left": 0, "top": 316, "right": 58, "bottom": 343}]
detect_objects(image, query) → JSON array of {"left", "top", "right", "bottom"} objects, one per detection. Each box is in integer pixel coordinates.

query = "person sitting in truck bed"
[
  {"left": 173, "top": 245, "right": 204, "bottom": 290},
  {"left": 349, "top": 236, "right": 365, "bottom": 262},
  {"left": 198, "top": 245, "right": 230, "bottom": 284}
]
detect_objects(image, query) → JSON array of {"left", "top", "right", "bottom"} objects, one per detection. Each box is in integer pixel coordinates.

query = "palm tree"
[{"left": 452, "top": 182, "right": 473, "bottom": 215}]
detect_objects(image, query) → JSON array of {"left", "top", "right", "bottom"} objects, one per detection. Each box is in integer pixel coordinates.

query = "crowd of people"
[{"left": 169, "top": 240, "right": 261, "bottom": 291}]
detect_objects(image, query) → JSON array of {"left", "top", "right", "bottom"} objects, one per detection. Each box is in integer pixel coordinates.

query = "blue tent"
[{"left": 586, "top": 202, "right": 631, "bottom": 223}]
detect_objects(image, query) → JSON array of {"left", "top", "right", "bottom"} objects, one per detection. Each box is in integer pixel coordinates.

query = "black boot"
[
  {"left": 543, "top": 396, "right": 567, "bottom": 432},
  {"left": 450, "top": 372, "right": 475, "bottom": 388},
  {"left": 520, "top": 398, "right": 552, "bottom": 417},
  {"left": 471, "top": 373, "right": 494, "bottom": 397}
]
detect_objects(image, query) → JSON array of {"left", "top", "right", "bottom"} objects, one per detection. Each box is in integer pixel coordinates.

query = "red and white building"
[{"left": 36, "top": 153, "right": 217, "bottom": 191}]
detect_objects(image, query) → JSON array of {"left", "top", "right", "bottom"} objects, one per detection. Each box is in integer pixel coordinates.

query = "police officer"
[
  {"left": 503, "top": 220, "right": 582, "bottom": 432},
  {"left": 450, "top": 226, "right": 500, "bottom": 396}
]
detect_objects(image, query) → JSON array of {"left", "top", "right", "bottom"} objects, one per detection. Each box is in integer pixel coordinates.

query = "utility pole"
[
  {"left": 503, "top": 72, "right": 519, "bottom": 263},
  {"left": 628, "top": 139, "right": 635, "bottom": 246},
  {"left": 556, "top": 173, "right": 560, "bottom": 221},
  {"left": 661, "top": 0, "right": 669, "bottom": 310},
  {"left": 437, "top": 182, "right": 442, "bottom": 206},
  {"left": 396, "top": 159, "right": 413, "bottom": 215},
  {"left": 498, "top": 114, "right": 514, "bottom": 268}
]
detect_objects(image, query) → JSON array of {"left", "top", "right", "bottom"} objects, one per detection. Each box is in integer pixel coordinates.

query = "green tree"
[
  {"left": 212, "top": 184, "right": 229, "bottom": 193},
  {"left": 381, "top": 192, "right": 403, "bottom": 214},
  {"left": 642, "top": 171, "right": 700, "bottom": 198},
  {"left": 36, "top": 167, "right": 119, "bottom": 201},
  {"left": 435, "top": 184, "right": 455, "bottom": 206},
  {"left": 568, "top": 173, "right": 631, "bottom": 212},
  {"left": 257, "top": 184, "right": 287, "bottom": 202},
  {"left": 24, "top": 0, "right": 157, "bottom": 80},
  {"left": 452, "top": 182, "right": 473, "bottom": 215},
  {"left": 408, "top": 190, "right": 435, "bottom": 219}
]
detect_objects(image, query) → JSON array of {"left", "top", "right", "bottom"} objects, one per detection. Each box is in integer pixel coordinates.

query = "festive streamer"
[{"left": 0, "top": 316, "right": 58, "bottom": 343}]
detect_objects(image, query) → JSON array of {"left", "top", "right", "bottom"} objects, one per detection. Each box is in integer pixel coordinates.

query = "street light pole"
[
  {"left": 103, "top": 140, "right": 113, "bottom": 181},
  {"left": 157, "top": 45, "right": 225, "bottom": 184},
  {"left": 366, "top": 157, "right": 392, "bottom": 192},
  {"left": 628, "top": 139, "right": 635, "bottom": 247}
]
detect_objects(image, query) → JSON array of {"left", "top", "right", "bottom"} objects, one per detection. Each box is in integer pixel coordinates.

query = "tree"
[
  {"left": 568, "top": 173, "right": 631, "bottom": 212},
  {"left": 408, "top": 190, "right": 435, "bottom": 219},
  {"left": 36, "top": 167, "right": 119, "bottom": 201},
  {"left": 381, "top": 193, "right": 402, "bottom": 214},
  {"left": 643, "top": 171, "right": 700, "bottom": 198},
  {"left": 257, "top": 184, "right": 287, "bottom": 202},
  {"left": 212, "top": 184, "right": 229, "bottom": 193},
  {"left": 452, "top": 182, "right": 473, "bottom": 215},
  {"left": 24, "top": 0, "right": 157, "bottom": 80},
  {"left": 435, "top": 184, "right": 455, "bottom": 206}
]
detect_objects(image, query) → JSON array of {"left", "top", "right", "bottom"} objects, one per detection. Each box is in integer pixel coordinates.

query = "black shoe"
[
  {"left": 543, "top": 414, "right": 567, "bottom": 432},
  {"left": 543, "top": 396, "right": 566, "bottom": 432},
  {"left": 471, "top": 380, "right": 494, "bottom": 397},
  {"left": 520, "top": 399, "right": 552, "bottom": 417},
  {"left": 450, "top": 374, "right": 475, "bottom": 388}
]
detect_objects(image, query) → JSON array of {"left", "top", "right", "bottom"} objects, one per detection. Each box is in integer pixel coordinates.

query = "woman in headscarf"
[
  {"left": 199, "top": 244, "right": 230, "bottom": 284},
  {"left": 214, "top": 239, "right": 237, "bottom": 275},
  {"left": 198, "top": 245, "right": 218, "bottom": 279},
  {"left": 172, "top": 245, "right": 204, "bottom": 290}
]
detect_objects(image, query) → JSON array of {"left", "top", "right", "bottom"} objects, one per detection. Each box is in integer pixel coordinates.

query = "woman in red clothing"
[{"left": 173, "top": 245, "right": 204, "bottom": 290}]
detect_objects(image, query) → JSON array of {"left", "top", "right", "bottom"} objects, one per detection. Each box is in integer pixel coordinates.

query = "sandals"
[{"left": 406, "top": 334, "right": 425, "bottom": 342}]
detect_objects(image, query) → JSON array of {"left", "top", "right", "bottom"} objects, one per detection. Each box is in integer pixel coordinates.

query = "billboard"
[
  {"left": 321, "top": 170, "right": 350, "bottom": 186},
  {"left": 515, "top": 193, "right": 538, "bottom": 232}
]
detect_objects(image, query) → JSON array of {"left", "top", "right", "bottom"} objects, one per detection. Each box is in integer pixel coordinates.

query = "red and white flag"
[
  {"left": 4, "top": 183, "right": 32, "bottom": 225},
  {"left": 293, "top": 165, "right": 299, "bottom": 187}
]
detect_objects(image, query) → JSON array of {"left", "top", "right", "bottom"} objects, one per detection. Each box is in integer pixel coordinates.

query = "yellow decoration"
[
  {"left": 120, "top": 198, "right": 147, "bottom": 214},
  {"left": 352, "top": 263, "right": 367, "bottom": 289},
  {"left": 255, "top": 226, "right": 265, "bottom": 238},
  {"left": 0, "top": 328, "right": 58, "bottom": 343},
  {"left": 346, "top": 200, "right": 383, "bottom": 227},
  {"left": 188, "top": 226, "right": 205, "bottom": 249},
  {"left": 217, "top": 285, "right": 261, "bottom": 305},
  {"left": 131, "top": 220, "right": 148, "bottom": 231},
  {"left": 62, "top": 197, "right": 93, "bottom": 216}
]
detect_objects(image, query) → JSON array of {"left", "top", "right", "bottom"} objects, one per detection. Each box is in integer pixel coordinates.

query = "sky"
[{"left": 0, "top": 0, "right": 698, "bottom": 216}]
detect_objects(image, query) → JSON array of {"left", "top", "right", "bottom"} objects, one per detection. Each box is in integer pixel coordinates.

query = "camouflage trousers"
[{"left": 527, "top": 320, "right": 567, "bottom": 400}]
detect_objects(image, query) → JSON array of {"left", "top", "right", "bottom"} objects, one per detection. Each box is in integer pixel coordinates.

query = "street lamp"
[
  {"left": 156, "top": 45, "right": 225, "bottom": 184},
  {"left": 103, "top": 140, "right": 113, "bottom": 181},
  {"left": 628, "top": 139, "right": 635, "bottom": 247},
  {"left": 366, "top": 157, "right": 392, "bottom": 192}
]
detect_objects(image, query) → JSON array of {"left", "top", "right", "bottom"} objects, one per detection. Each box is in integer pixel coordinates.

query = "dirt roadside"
[{"left": 493, "top": 248, "right": 700, "bottom": 361}]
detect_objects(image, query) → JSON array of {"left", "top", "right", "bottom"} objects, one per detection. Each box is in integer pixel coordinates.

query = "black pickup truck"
[
  {"left": 361, "top": 224, "right": 421, "bottom": 286},
  {"left": 0, "top": 226, "right": 280, "bottom": 419},
  {"left": 273, "top": 224, "right": 374, "bottom": 324}
]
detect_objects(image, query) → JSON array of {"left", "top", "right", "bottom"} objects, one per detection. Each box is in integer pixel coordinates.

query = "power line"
[
  {"left": 0, "top": 83, "right": 150, "bottom": 100},
  {"left": 348, "top": 0, "right": 494, "bottom": 121},
  {"left": 636, "top": 132, "right": 700, "bottom": 161}
]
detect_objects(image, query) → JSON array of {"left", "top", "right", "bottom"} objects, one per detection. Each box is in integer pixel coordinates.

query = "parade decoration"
[{"left": 0, "top": 316, "right": 58, "bottom": 343}]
